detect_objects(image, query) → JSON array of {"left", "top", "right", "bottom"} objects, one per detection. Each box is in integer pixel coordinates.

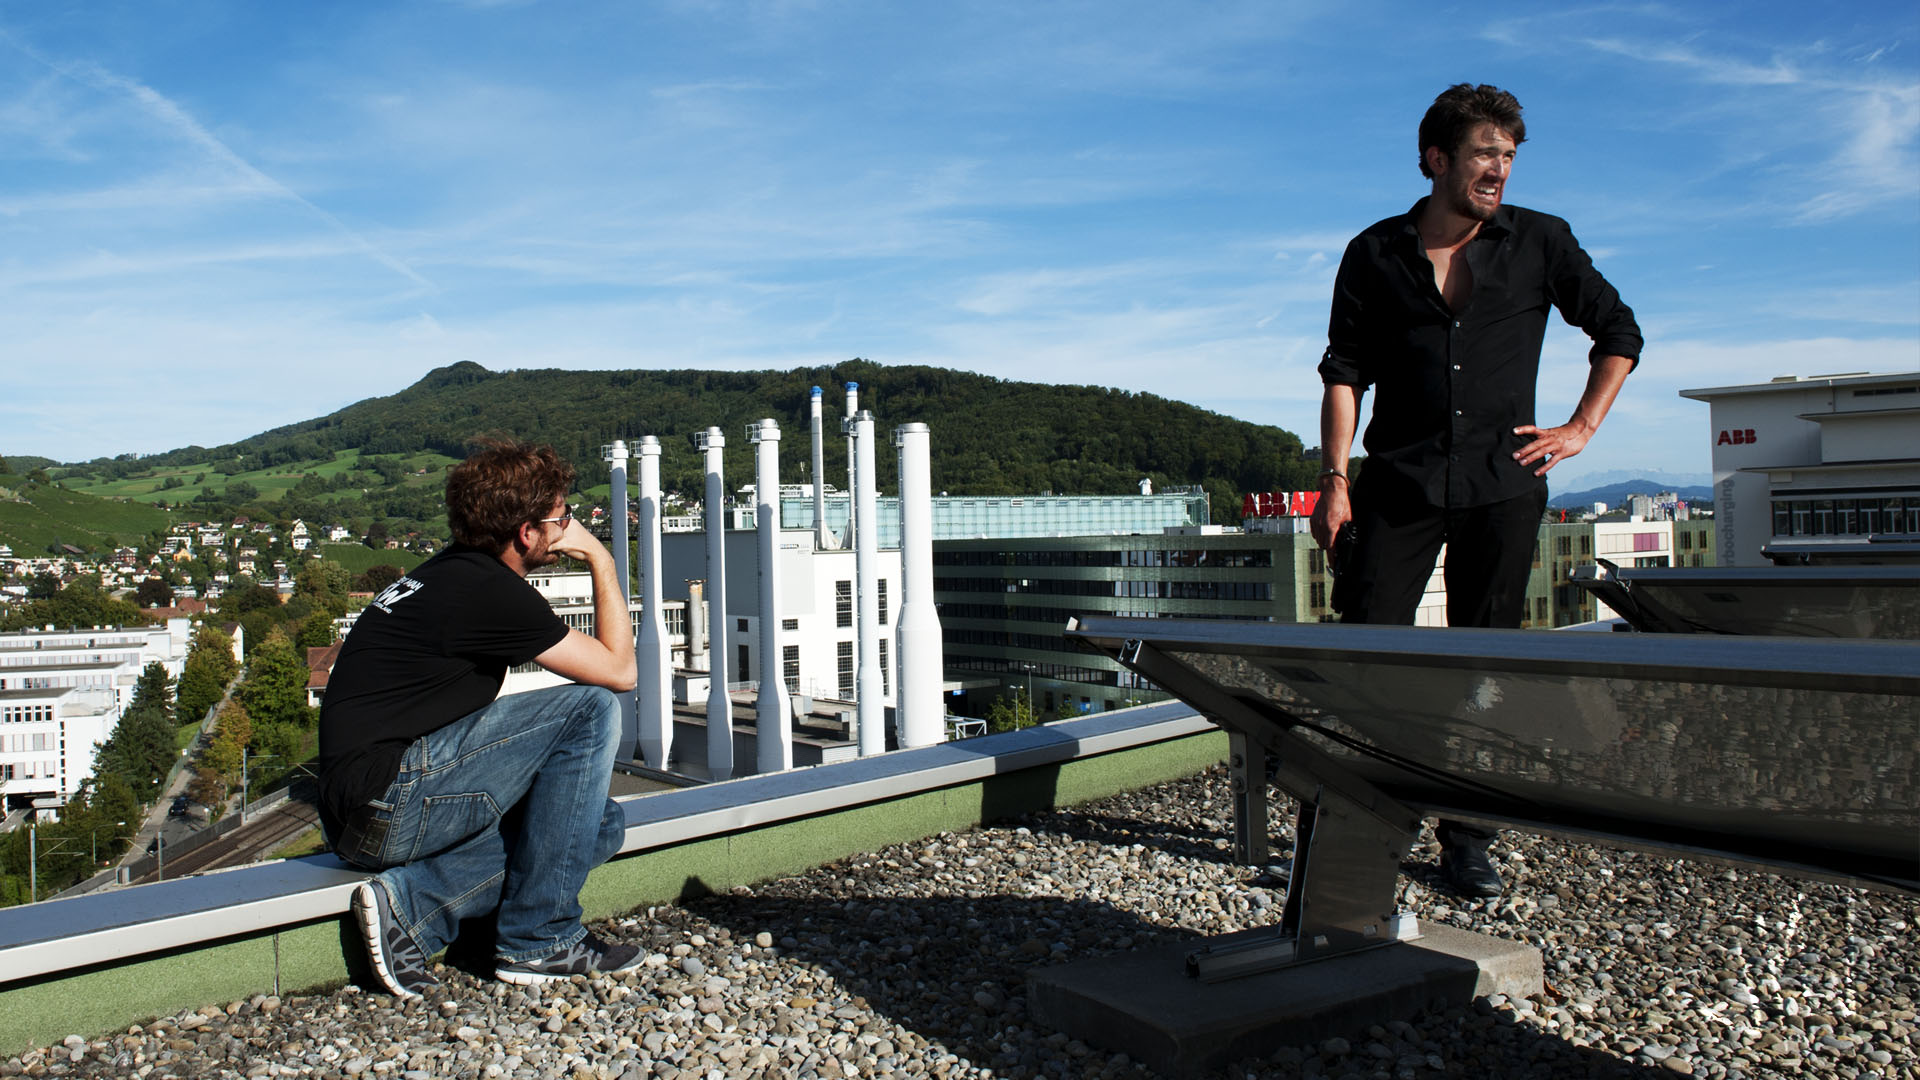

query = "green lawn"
[{"left": 316, "top": 543, "right": 425, "bottom": 576}]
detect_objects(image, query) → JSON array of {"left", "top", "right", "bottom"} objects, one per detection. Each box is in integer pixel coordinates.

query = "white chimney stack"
[
  {"left": 844, "top": 382, "right": 860, "bottom": 549},
  {"left": 751, "top": 418, "right": 793, "bottom": 774},
  {"left": 697, "top": 426, "right": 733, "bottom": 781},
  {"left": 851, "top": 409, "right": 884, "bottom": 757},
  {"left": 810, "top": 386, "right": 829, "bottom": 551},
  {"left": 602, "top": 440, "right": 636, "bottom": 760},
  {"left": 635, "top": 436, "right": 671, "bottom": 770},
  {"left": 894, "top": 423, "right": 943, "bottom": 748}
]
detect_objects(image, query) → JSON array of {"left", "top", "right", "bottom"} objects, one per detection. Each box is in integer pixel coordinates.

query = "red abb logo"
[{"left": 1716, "top": 428, "right": 1758, "bottom": 446}]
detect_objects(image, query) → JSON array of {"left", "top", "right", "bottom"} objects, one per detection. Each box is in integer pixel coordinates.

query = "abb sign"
[
  {"left": 1243, "top": 491, "right": 1321, "bottom": 518},
  {"left": 1717, "top": 428, "right": 1759, "bottom": 446}
]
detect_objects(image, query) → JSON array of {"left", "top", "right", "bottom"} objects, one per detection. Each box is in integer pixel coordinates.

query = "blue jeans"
[{"left": 332, "top": 684, "right": 626, "bottom": 964}]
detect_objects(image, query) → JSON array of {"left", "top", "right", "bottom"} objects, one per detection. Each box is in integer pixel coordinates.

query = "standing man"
[
  {"left": 1311, "top": 84, "right": 1642, "bottom": 897},
  {"left": 319, "top": 440, "right": 640, "bottom": 997}
]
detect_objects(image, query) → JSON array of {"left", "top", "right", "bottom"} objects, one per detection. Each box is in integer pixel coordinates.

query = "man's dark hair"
[
  {"left": 445, "top": 439, "right": 575, "bottom": 555},
  {"left": 1418, "top": 83, "right": 1526, "bottom": 179}
]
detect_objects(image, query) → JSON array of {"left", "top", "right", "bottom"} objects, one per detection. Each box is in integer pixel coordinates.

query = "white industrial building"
[
  {"left": 1681, "top": 371, "right": 1920, "bottom": 566},
  {"left": 0, "top": 619, "right": 193, "bottom": 812}
]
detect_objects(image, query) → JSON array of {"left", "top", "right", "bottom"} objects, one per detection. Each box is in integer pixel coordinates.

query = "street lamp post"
[
  {"left": 240, "top": 747, "right": 279, "bottom": 826},
  {"left": 1022, "top": 663, "right": 1035, "bottom": 727},
  {"left": 92, "top": 821, "right": 128, "bottom": 864}
]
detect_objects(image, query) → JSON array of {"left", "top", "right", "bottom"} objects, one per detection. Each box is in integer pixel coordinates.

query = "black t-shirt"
[{"left": 317, "top": 545, "right": 568, "bottom": 826}]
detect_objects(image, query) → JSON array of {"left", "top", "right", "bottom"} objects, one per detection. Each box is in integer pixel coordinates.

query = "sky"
[{"left": 2, "top": 2, "right": 1916, "bottom": 489}]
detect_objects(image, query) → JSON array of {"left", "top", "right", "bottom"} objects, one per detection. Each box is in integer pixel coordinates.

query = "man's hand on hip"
[{"left": 1511, "top": 418, "right": 1596, "bottom": 477}]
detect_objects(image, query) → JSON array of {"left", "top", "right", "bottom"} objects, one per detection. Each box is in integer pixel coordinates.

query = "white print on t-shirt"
[{"left": 369, "top": 576, "right": 426, "bottom": 614}]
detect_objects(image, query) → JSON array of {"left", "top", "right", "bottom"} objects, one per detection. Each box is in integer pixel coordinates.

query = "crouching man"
[{"left": 319, "top": 439, "right": 640, "bottom": 997}]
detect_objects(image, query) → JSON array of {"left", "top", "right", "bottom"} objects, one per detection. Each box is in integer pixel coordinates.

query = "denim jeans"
[{"left": 332, "top": 684, "right": 626, "bottom": 964}]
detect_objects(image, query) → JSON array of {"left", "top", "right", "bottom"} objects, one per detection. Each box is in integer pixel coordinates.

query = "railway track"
[{"left": 128, "top": 798, "right": 323, "bottom": 884}]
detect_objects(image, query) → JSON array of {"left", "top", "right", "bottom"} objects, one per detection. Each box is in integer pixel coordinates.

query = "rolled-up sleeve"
[
  {"left": 1319, "top": 236, "right": 1376, "bottom": 388},
  {"left": 1545, "top": 217, "right": 1643, "bottom": 371}
]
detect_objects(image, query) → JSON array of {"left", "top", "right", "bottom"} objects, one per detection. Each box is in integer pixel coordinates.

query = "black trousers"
[{"left": 1338, "top": 482, "right": 1548, "bottom": 846}]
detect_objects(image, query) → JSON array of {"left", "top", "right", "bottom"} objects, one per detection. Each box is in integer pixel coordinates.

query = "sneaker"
[
  {"left": 495, "top": 931, "right": 645, "bottom": 985},
  {"left": 351, "top": 880, "right": 440, "bottom": 999},
  {"left": 1440, "top": 842, "right": 1505, "bottom": 898}
]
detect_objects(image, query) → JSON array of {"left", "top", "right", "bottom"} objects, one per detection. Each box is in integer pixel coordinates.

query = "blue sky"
[{"left": 2, "top": 2, "right": 1915, "bottom": 489}]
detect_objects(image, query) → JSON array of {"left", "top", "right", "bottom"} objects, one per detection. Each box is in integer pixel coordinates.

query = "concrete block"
[{"left": 1026, "top": 922, "right": 1543, "bottom": 1078}]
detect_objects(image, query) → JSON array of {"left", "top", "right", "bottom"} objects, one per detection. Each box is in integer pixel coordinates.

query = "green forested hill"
[{"left": 57, "top": 360, "right": 1321, "bottom": 525}]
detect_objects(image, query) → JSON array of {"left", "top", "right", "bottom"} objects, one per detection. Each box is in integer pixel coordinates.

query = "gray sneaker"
[
  {"left": 351, "top": 880, "right": 440, "bottom": 999},
  {"left": 496, "top": 932, "right": 645, "bottom": 985}
]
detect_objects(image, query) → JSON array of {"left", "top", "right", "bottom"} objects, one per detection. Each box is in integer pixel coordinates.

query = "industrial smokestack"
[
  {"left": 602, "top": 440, "right": 637, "bottom": 761},
  {"left": 635, "top": 436, "right": 670, "bottom": 770},
  {"left": 686, "top": 579, "right": 707, "bottom": 671},
  {"left": 751, "top": 418, "right": 793, "bottom": 774},
  {"left": 810, "top": 386, "right": 829, "bottom": 551},
  {"left": 893, "top": 423, "right": 942, "bottom": 748},
  {"left": 844, "top": 382, "right": 859, "bottom": 550},
  {"left": 851, "top": 409, "right": 884, "bottom": 757},
  {"left": 697, "top": 427, "right": 733, "bottom": 781}
]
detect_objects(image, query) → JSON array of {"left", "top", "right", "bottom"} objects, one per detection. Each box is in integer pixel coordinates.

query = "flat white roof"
[{"left": 1680, "top": 370, "right": 1919, "bottom": 400}]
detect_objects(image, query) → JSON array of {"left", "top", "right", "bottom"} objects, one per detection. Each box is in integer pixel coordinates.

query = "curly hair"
[
  {"left": 1418, "top": 83, "right": 1526, "bottom": 179},
  {"left": 444, "top": 439, "right": 575, "bottom": 555}
]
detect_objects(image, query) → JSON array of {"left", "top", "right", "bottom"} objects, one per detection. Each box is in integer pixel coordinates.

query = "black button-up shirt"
[{"left": 1319, "top": 198, "right": 1642, "bottom": 509}]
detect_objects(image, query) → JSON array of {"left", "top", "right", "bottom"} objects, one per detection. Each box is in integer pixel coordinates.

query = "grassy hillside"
[
  {"left": 64, "top": 449, "right": 459, "bottom": 510},
  {"left": 50, "top": 360, "right": 1322, "bottom": 526},
  {"left": 0, "top": 472, "right": 176, "bottom": 558}
]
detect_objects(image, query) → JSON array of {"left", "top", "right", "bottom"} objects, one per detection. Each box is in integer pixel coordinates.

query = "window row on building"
[
  {"left": 1, "top": 732, "right": 58, "bottom": 751},
  {"left": 1770, "top": 496, "right": 1920, "bottom": 538},
  {"left": 935, "top": 548, "right": 1274, "bottom": 569},
  {"left": 2, "top": 704, "right": 56, "bottom": 724},
  {"left": 935, "top": 576, "right": 1273, "bottom": 602},
  {"left": 946, "top": 656, "right": 1121, "bottom": 685}
]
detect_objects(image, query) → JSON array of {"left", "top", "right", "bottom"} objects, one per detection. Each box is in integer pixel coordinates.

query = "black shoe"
[
  {"left": 1441, "top": 842, "right": 1505, "bottom": 898},
  {"left": 351, "top": 880, "right": 440, "bottom": 999},
  {"left": 495, "top": 931, "right": 646, "bottom": 985}
]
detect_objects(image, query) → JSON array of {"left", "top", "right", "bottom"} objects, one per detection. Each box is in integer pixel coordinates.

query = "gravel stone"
[{"left": 10, "top": 765, "right": 1917, "bottom": 1079}]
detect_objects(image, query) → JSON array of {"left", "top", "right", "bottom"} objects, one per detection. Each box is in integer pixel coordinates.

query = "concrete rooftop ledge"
[{"left": 0, "top": 704, "right": 1223, "bottom": 1049}]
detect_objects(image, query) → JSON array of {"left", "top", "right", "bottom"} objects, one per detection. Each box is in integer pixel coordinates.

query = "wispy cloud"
[{"left": 3, "top": 33, "right": 434, "bottom": 290}]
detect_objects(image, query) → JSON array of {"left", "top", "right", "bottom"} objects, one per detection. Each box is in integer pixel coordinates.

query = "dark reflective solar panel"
[
  {"left": 1067, "top": 618, "right": 1920, "bottom": 894},
  {"left": 1576, "top": 564, "right": 1920, "bottom": 638}
]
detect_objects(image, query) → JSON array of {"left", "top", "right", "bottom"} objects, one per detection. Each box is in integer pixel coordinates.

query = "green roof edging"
[{"left": 0, "top": 730, "right": 1226, "bottom": 1051}]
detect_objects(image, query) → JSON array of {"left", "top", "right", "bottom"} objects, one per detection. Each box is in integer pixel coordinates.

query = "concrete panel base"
[{"left": 1026, "top": 922, "right": 1542, "bottom": 1078}]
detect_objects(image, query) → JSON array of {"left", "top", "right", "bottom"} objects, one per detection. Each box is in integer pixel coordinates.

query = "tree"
[
  {"left": 353, "top": 564, "right": 405, "bottom": 593},
  {"left": 240, "top": 627, "right": 313, "bottom": 729},
  {"left": 985, "top": 694, "right": 1041, "bottom": 734},
  {"left": 135, "top": 577, "right": 174, "bottom": 609},
  {"left": 130, "top": 661, "right": 175, "bottom": 721},
  {"left": 93, "top": 704, "right": 177, "bottom": 799},
  {"left": 365, "top": 519, "right": 391, "bottom": 549},
  {"left": 295, "top": 613, "right": 336, "bottom": 650},
  {"left": 176, "top": 626, "right": 238, "bottom": 727},
  {"left": 196, "top": 701, "right": 253, "bottom": 809},
  {"left": 0, "top": 578, "right": 149, "bottom": 632},
  {"left": 296, "top": 561, "right": 351, "bottom": 618},
  {"left": 219, "top": 580, "right": 282, "bottom": 618},
  {"left": 26, "top": 573, "right": 59, "bottom": 601}
]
